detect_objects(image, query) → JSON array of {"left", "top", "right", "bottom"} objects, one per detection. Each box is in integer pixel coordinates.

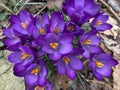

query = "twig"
[
  {"left": 86, "top": 79, "right": 113, "bottom": 90},
  {"left": 16, "top": 0, "right": 30, "bottom": 14},
  {"left": 80, "top": 74, "right": 113, "bottom": 90},
  {"left": 0, "top": 2, "right": 13, "bottom": 13},
  {"left": 34, "top": 4, "right": 47, "bottom": 17},
  {"left": 77, "top": 73, "right": 86, "bottom": 90},
  {"left": 99, "top": 0, "right": 120, "bottom": 23}
]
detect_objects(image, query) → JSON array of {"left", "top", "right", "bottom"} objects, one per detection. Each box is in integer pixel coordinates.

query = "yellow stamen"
[
  {"left": 50, "top": 43, "right": 58, "bottom": 49},
  {"left": 95, "top": 61, "right": 104, "bottom": 68},
  {"left": 31, "top": 68, "right": 39, "bottom": 75},
  {"left": 64, "top": 57, "right": 70, "bottom": 64},
  {"left": 94, "top": 20, "right": 102, "bottom": 26},
  {"left": 21, "top": 52, "right": 29, "bottom": 59},
  {"left": 21, "top": 22, "right": 28, "bottom": 29},
  {"left": 54, "top": 27, "right": 59, "bottom": 34},
  {"left": 69, "top": 25, "right": 74, "bottom": 31},
  {"left": 40, "top": 28, "right": 46, "bottom": 35},
  {"left": 82, "top": 39, "right": 91, "bottom": 45},
  {"left": 34, "top": 86, "right": 44, "bottom": 90}
]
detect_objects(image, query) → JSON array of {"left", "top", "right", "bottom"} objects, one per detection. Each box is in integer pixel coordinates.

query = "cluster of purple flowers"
[{"left": 3, "top": 0, "right": 118, "bottom": 90}]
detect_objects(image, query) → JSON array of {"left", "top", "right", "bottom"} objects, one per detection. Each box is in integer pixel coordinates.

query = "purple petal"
[
  {"left": 85, "top": 4, "right": 100, "bottom": 16},
  {"left": 12, "top": 24, "right": 28, "bottom": 35},
  {"left": 42, "top": 13, "right": 50, "bottom": 27},
  {"left": 88, "top": 35, "right": 101, "bottom": 45},
  {"left": 69, "top": 57, "right": 83, "bottom": 70},
  {"left": 49, "top": 52, "right": 61, "bottom": 61},
  {"left": 55, "top": 60, "right": 65, "bottom": 74},
  {"left": 19, "top": 45, "right": 33, "bottom": 54},
  {"left": 13, "top": 63, "right": 26, "bottom": 77},
  {"left": 95, "top": 53, "right": 118, "bottom": 66},
  {"left": 51, "top": 12, "right": 64, "bottom": 23},
  {"left": 82, "top": 49, "right": 90, "bottom": 58},
  {"left": 3, "top": 28, "right": 13, "bottom": 38},
  {"left": 6, "top": 43, "right": 20, "bottom": 51},
  {"left": 25, "top": 74, "right": 38, "bottom": 86},
  {"left": 95, "top": 66, "right": 111, "bottom": 77},
  {"left": 21, "top": 56, "right": 34, "bottom": 66},
  {"left": 95, "top": 23, "right": 112, "bottom": 31},
  {"left": 59, "top": 42, "right": 73, "bottom": 54},
  {"left": 84, "top": 45, "right": 102, "bottom": 53},
  {"left": 57, "top": 21, "right": 65, "bottom": 33},
  {"left": 67, "top": 7, "right": 76, "bottom": 16},
  {"left": 93, "top": 70, "right": 103, "bottom": 81},
  {"left": 45, "top": 33, "right": 59, "bottom": 42},
  {"left": 3, "top": 38, "right": 20, "bottom": 46},
  {"left": 60, "top": 33, "right": 73, "bottom": 43},
  {"left": 65, "top": 66, "right": 76, "bottom": 80},
  {"left": 39, "top": 65, "right": 48, "bottom": 77},
  {"left": 75, "top": 0, "right": 85, "bottom": 8},
  {"left": 10, "top": 15, "right": 20, "bottom": 25},
  {"left": 38, "top": 77, "right": 47, "bottom": 86},
  {"left": 19, "top": 10, "right": 31, "bottom": 22},
  {"left": 42, "top": 43, "right": 54, "bottom": 54},
  {"left": 26, "top": 21, "right": 35, "bottom": 34},
  {"left": 8, "top": 51, "right": 22, "bottom": 64},
  {"left": 45, "top": 81, "right": 52, "bottom": 90},
  {"left": 92, "top": 14, "right": 108, "bottom": 25}
]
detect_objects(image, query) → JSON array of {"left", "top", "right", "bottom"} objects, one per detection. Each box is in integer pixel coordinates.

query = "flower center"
[
  {"left": 82, "top": 39, "right": 91, "bottom": 45},
  {"left": 69, "top": 25, "right": 74, "bottom": 31},
  {"left": 54, "top": 27, "right": 59, "bottom": 34},
  {"left": 50, "top": 42, "right": 58, "bottom": 49},
  {"left": 64, "top": 57, "right": 70, "bottom": 64},
  {"left": 21, "top": 21, "right": 28, "bottom": 29},
  {"left": 95, "top": 61, "right": 104, "bottom": 68},
  {"left": 94, "top": 20, "right": 102, "bottom": 26},
  {"left": 31, "top": 67, "right": 39, "bottom": 75},
  {"left": 21, "top": 52, "right": 29, "bottom": 59},
  {"left": 34, "top": 86, "right": 44, "bottom": 90},
  {"left": 40, "top": 28, "right": 46, "bottom": 34}
]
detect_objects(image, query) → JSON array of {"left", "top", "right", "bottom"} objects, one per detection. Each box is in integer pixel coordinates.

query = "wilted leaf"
[{"left": 47, "top": 0, "right": 63, "bottom": 10}]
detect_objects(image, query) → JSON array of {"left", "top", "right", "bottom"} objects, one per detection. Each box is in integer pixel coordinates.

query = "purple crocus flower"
[
  {"left": 90, "top": 53, "right": 118, "bottom": 80},
  {"left": 55, "top": 48, "right": 84, "bottom": 80},
  {"left": 40, "top": 33, "right": 73, "bottom": 61},
  {"left": 62, "top": 0, "right": 100, "bottom": 25},
  {"left": 10, "top": 10, "right": 34, "bottom": 36},
  {"left": 65, "top": 21, "right": 84, "bottom": 36},
  {"left": 91, "top": 13, "right": 112, "bottom": 31},
  {"left": 50, "top": 11, "right": 65, "bottom": 34},
  {"left": 79, "top": 30, "right": 102, "bottom": 58},
  {"left": 24, "top": 60, "right": 48, "bottom": 87},
  {"left": 8, "top": 45, "right": 34, "bottom": 76},
  {"left": 33, "top": 13, "right": 50, "bottom": 38},
  {"left": 3, "top": 28, "right": 21, "bottom": 51},
  {"left": 27, "top": 80, "right": 52, "bottom": 90}
]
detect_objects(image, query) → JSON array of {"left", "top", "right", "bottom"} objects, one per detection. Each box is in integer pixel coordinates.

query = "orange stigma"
[
  {"left": 50, "top": 43, "right": 58, "bottom": 49},
  {"left": 40, "top": 28, "right": 46, "bottom": 34},
  {"left": 21, "top": 52, "right": 29, "bottom": 59},
  {"left": 54, "top": 27, "right": 59, "bottom": 34},
  {"left": 34, "top": 86, "right": 44, "bottom": 90},
  {"left": 82, "top": 39, "right": 91, "bottom": 45},
  {"left": 31, "top": 68, "right": 39, "bottom": 75},
  {"left": 95, "top": 61, "right": 104, "bottom": 68},
  {"left": 21, "top": 22, "right": 28, "bottom": 29},
  {"left": 64, "top": 57, "right": 70, "bottom": 64},
  {"left": 69, "top": 25, "right": 74, "bottom": 31},
  {"left": 94, "top": 20, "right": 102, "bottom": 26}
]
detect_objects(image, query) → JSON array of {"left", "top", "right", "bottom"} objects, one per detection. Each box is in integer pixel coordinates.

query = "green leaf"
[
  {"left": 0, "top": 41, "right": 4, "bottom": 47},
  {"left": 0, "top": 13, "right": 8, "bottom": 21}
]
